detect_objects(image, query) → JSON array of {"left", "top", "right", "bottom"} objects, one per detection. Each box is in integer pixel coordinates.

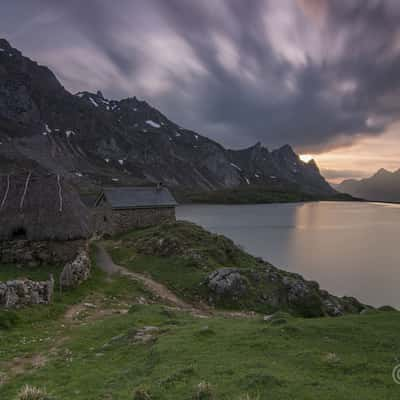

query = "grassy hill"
[
  {"left": 0, "top": 223, "right": 398, "bottom": 399},
  {"left": 104, "top": 222, "right": 366, "bottom": 317}
]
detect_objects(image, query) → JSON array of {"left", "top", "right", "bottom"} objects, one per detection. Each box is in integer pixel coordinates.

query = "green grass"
[
  {"left": 105, "top": 221, "right": 260, "bottom": 304},
  {"left": 104, "top": 222, "right": 364, "bottom": 317},
  {"left": 1, "top": 232, "right": 398, "bottom": 399},
  {"left": 0, "top": 264, "right": 63, "bottom": 283},
  {"left": 0, "top": 257, "right": 150, "bottom": 365},
  {"left": 2, "top": 297, "right": 400, "bottom": 399}
]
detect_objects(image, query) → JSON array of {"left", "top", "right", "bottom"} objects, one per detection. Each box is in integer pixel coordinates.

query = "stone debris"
[
  {"left": 132, "top": 326, "right": 159, "bottom": 344},
  {"left": 60, "top": 250, "right": 91, "bottom": 288},
  {"left": 0, "top": 277, "right": 54, "bottom": 307}
]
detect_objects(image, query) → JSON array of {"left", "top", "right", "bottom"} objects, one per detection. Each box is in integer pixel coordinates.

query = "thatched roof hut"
[{"left": 0, "top": 173, "right": 91, "bottom": 241}]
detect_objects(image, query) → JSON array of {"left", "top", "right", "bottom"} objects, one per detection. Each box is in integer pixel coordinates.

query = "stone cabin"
[{"left": 92, "top": 185, "right": 177, "bottom": 234}]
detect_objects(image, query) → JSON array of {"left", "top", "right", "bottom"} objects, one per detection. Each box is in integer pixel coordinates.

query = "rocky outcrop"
[
  {"left": 206, "top": 269, "right": 247, "bottom": 299},
  {"left": 0, "top": 277, "right": 54, "bottom": 308},
  {"left": 204, "top": 266, "right": 366, "bottom": 317},
  {"left": 60, "top": 250, "right": 91, "bottom": 288}
]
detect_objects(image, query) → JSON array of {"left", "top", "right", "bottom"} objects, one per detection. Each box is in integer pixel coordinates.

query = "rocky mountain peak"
[
  {"left": 0, "top": 38, "right": 335, "bottom": 196},
  {"left": 374, "top": 168, "right": 390, "bottom": 178},
  {"left": 0, "top": 38, "right": 12, "bottom": 51},
  {"left": 307, "top": 159, "right": 320, "bottom": 172}
]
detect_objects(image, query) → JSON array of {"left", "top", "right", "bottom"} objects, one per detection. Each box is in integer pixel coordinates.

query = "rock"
[
  {"left": 131, "top": 326, "right": 160, "bottom": 344},
  {"left": 60, "top": 250, "right": 91, "bottom": 288},
  {"left": 0, "top": 276, "right": 54, "bottom": 308},
  {"left": 205, "top": 266, "right": 369, "bottom": 318},
  {"left": 206, "top": 268, "right": 247, "bottom": 297},
  {"left": 263, "top": 314, "right": 274, "bottom": 321},
  {"left": 134, "top": 236, "right": 182, "bottom": 257},
  {"left": 109, "top": 334, "right": 125, "bottom": 343}
]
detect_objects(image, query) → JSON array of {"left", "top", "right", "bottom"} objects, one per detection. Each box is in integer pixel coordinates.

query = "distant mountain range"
[
  {"left": 0, "top": 38, "right": 335, "bottom": 197},
  {"left": 335, "top": 169, "right": 400, "bottom": 202}
]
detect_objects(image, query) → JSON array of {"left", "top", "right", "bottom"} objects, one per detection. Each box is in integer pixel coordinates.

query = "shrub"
[
  {"left": 17, "top": 385, "right": 49, "bottom": 400},
  {"left": 194, "top": 381, "right": 214, "bottom": 400}
]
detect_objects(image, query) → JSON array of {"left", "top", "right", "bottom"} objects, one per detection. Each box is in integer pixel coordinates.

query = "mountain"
[
  {"left": 0, "top": 38, "right": 335, "bottom": 196},
  {"left": 335, "top": 168, "right": 400, "bottom": 202}
]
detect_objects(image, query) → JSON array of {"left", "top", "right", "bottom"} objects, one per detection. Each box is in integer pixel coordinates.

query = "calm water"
[{"left": 177, "top": 202, "right": 400, "bottom": 308}]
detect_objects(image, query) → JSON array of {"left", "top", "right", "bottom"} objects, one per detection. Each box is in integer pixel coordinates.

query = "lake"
[{"left": 177, "top": 202, "right": 400, "bottom": 308}]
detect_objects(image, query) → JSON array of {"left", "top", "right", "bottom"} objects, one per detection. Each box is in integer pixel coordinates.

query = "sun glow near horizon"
[
  {"left": 296, "top": 121, "right": 400, "bottom": 184},
  {"left": 299, "top": 154, "right": 315, "bottom": 163}
]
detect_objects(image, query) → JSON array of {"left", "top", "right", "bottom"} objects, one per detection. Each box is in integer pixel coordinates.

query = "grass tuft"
[
  {"left": 0, "top": 309, "right": 19, "bottom": 330},
  {"left": 132, "top": 387, "right": 152, "bottom": 400},
  {"left": 17, "top": 385, "right": 49, "bottom": 400},
  {"left": 194, "top": 381, "right": 214, "bottom": 400}
]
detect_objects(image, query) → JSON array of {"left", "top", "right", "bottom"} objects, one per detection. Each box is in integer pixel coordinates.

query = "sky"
[{"left": 1, "top": 0, "right": 400, "bottom": 183}]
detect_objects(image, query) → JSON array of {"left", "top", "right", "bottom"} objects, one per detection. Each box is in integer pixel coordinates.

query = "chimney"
[{"left": 156, "top": 182, "right": 163, "bottom": 191}]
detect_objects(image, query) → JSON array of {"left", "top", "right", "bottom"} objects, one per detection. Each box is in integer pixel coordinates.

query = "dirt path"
[
  {"left": 95, "top": 243, "right": 209, "bottom": 315},
  {"left": 95, "top": 244, "right": 258, "bottom": 320},
  {"left": 0, "top": 245, "right": 257, "bottom": 386}
]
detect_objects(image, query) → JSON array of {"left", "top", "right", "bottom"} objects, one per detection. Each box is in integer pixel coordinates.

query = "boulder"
[{"left": 206, "top": 268, "right": 247, "bottom": 298}]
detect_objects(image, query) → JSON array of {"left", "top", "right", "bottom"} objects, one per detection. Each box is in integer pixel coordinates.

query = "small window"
[
  {"left": 103, "top": 216, "right": 108, "bottom": 222},
  {"left": 12, "top": 227, "right": 27, "bottom": 240}
]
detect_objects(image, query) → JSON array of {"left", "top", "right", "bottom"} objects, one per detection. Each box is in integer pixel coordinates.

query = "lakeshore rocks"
[
  {"left": 206, "top": 268, "right": 247, "bottom": 298},
  {"left": 0, "top": 277, "right": 54, "bottom": 307},
  {"left": 205, "top": 265, "right": 366, "bottom": 317}
]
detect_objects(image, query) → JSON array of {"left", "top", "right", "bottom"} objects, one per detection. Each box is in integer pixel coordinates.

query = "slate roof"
[{"left": 99, "top": 186, "right": 177, "bottom": 209}]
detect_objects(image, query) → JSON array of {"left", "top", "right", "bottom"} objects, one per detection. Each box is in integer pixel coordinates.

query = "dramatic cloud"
[{"left": 2, "top": 0, "right": 400, "bottom": 155}]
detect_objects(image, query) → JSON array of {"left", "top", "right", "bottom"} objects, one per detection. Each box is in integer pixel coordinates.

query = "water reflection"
[{"left": 177, "top": 202, "right": 400, "bottom": 307}]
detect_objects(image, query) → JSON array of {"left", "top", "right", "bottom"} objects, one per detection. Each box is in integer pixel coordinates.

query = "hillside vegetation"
[
  {"left": 174, "top": 186, "right": 357, "bottom": 204},
  {"left": 1, "top": 223, "right": 399, "bottom": 399},
  {"left": 0, "top": 263, "right": 399, "bottom": 399},
  {"left": 105, "top": 222, "right": 366, "bottom": 317}
]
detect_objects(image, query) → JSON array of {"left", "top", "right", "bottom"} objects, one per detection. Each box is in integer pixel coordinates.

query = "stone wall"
[
  {"left": 91, "top": 204, "right": 114, "bottom": 236},
  {"left": 93, "top": 206, "right": 175, "bottom": 235},
  {"left": 0, "top": 276, "right": 54, "bottom": 308},
  {"left": 0, "top": 240, "right": 86, "bottom": 266},
  {"left": 111, "top": 207, "right": 175, "bottom": 234},
  {"left": 60, "top": 249, "right": 91, "bottom": 288}
]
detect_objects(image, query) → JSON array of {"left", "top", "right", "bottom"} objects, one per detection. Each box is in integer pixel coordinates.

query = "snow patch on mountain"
[
  {"left": 65, "top": 130, "right": 76, "bottom": 138},
  {"left": 146, "top": 120, "right": 161, "bottom": 128},
  {"left": 230, "top": 163, "right": 242, "bottom": 171},
  {"left": 89, "top": 97, "right": 99, "bottom": 107}
]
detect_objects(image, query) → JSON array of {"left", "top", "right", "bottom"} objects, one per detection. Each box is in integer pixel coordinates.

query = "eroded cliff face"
[{"left": 0, "top": 38, "right": 334, "bottom": 195}]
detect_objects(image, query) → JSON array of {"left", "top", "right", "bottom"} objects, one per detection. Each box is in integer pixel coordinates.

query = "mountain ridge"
[
  {"left": 0, "top": 38, "right": 335, "bottom": 196},
  {"left": 335, "top": 168, "right": 400, "bottom": 202}
]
